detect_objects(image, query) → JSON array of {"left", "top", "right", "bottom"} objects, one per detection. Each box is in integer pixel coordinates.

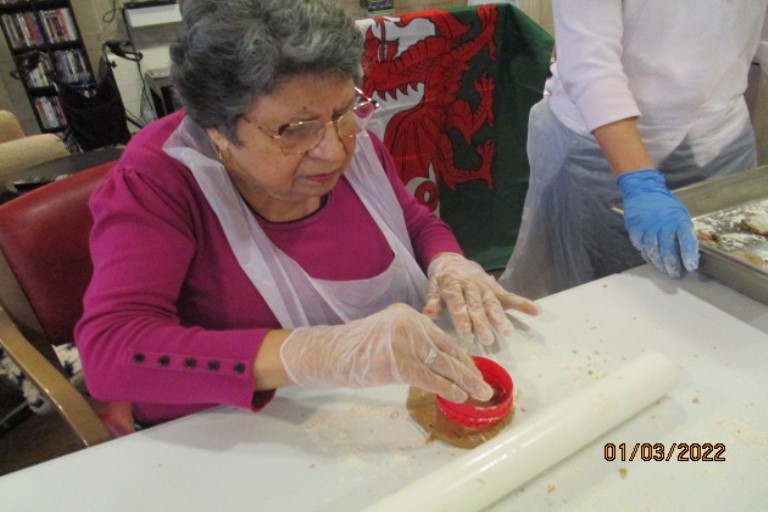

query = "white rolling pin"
[{"left": 363, "top": 351, "right": 679, "bottom": 512}]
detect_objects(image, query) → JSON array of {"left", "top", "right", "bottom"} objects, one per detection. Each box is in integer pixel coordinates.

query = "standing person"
[
  {"left": 499, "top": 1, "right": 768, "bottom": 299},
  {"left": 75, "top": 0, "right": 539, "bottom": 428}
]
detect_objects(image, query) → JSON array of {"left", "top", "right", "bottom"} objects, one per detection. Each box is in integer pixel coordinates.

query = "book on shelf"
[
  {"left": 2, "top": 0, "right": 93, "bottom": 135},
  {"left": 1, "top": 11, "right": 44, "bottom": 49},
  {"left": 33, "top": 95, "right": 66, "bottom": 130},
  {"left": 39, "top": 7, "right": 78, "bottom": 44},
  {"left": 1, "top": 7, "right": 78, "bottom": 49},
  {"left": 23, "top": 11, "right": 44, "bottom": 43},
  {"left": 52, "top": 48, "right": 89, "bottom": 84},
  {"left": 24, "top": 52, "right": 53, "bottom": 88}
]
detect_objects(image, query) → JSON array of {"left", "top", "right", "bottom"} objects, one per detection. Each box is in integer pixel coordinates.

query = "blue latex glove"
[{"left": 616, "top": 168, "right": 699, "bottom": 279}]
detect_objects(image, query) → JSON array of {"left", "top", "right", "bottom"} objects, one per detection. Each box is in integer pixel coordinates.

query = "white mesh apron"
[{"left": 164, "top": 117, "right": 428, "bottom": 328}]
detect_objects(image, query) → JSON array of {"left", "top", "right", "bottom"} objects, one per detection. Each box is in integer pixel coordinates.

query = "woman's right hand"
[{"left": 279, "top": 304, "right": 493, "bottom": 403}]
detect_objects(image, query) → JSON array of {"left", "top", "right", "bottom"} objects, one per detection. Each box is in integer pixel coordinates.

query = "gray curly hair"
[{"left": 170, "top": 0, "right": 364, "bottom": 144}]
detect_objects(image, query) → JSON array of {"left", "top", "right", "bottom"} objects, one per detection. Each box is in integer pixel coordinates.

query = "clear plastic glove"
[
  {"left": 616, "top": 168, "right": 699, "bottom": 278},
  {"left": 423, "top": 253, "right": 540, "bottom": 345},
  {"left": 279, "top": 304, "right": 493, "bottom": 403}
]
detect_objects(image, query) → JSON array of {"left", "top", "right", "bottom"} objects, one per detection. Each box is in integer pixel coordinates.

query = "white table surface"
[{"left": 2, "top": 265, "right": 767, "bottom": 511}]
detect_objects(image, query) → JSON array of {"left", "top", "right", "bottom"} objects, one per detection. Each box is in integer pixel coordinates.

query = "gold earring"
[{"left": 216, "top": 145, "right": 232, "bottom": 165}]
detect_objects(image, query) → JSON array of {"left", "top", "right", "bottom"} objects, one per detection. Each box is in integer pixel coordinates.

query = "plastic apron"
[
  {"left": 499, "top": 96, "right": 758, "bottom": 300},
  {"left": 163, "top": 117, "right": 428, "bottom": 328}
]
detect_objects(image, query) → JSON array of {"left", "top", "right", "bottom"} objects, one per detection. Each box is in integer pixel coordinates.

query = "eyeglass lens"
[{"left": 279, "top": 100, "right": 376, "bottom": 154}]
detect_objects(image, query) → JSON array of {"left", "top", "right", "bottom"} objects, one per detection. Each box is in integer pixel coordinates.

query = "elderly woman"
[{"left": 75, "top": 0, "right": 539, "bottom": 427}]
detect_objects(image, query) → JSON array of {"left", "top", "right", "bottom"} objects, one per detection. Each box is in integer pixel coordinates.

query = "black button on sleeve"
[
  {"left": 184, "top": 357, "right": 197, "bottom": 369},
  {"left": 207, "top": 360, "right": 221, "bottom": 372},
  {"left": 132, "top": 353, "right": 145, "bottom": 364},
  {"left": 158, "top": 355, "right": 171, "bottom": 366},
  {"left": 233, "top": 362, "right": 246, "bottom": 374}
]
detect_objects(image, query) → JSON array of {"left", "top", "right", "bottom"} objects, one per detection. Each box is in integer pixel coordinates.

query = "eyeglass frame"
[{"left": 241, "top": 87, "right": 378, "bottom": 155}]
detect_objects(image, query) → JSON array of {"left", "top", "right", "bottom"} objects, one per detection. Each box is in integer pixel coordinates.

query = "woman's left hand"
[{"left": 423, "top": 253, "right": 540, "bottom": 345}]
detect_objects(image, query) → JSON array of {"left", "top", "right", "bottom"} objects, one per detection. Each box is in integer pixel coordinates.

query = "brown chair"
[{"left": 0, "top": 160, "right": 133, "bottom": 448}]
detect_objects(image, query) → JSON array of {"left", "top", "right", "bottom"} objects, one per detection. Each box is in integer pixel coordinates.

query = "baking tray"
[{"left": 673, "top": 165, "right": 768, "bottom": 305}]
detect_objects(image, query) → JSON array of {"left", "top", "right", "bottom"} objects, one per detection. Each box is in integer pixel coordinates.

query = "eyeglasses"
[{"left": 246, "top": 87, "right": 378, "bottom": 155}]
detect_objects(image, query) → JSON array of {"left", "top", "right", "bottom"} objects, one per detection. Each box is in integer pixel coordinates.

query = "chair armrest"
[
  {"left": 0, "top": 305, "right": 111, "bottom": 447},
  {"left": 0, "top": 135, "right": 69, "bottom": 179},
  {"left": 0, "top": 111, "right": 25, "bottom": 144}
]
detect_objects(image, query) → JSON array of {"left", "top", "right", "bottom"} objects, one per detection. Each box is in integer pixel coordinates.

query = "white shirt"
[
  {"left": 759, "top": 14, "right": 768, "bottom": 72},
  {"left": 547, "top": 0, "right": 768, "bottom": 162}
]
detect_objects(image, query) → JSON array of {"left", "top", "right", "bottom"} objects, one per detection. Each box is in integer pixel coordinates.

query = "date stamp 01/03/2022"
[{"left": 604, "top": 442, "right": 726, "bottom": 462}]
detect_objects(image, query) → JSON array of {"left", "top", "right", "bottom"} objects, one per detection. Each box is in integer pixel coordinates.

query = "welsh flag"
[{"left": 358, "top": 4, "right": 554, "bottom": 270}]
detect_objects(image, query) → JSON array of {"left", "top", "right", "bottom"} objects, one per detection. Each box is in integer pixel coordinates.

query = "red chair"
[{"left": 0, "top": 160, "right": 133, "bottom": 447}]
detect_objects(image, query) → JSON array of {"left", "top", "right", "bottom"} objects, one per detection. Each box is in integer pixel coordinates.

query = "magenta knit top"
[{"left": 74, "top": 111, "right": 461, "bottom": 425}]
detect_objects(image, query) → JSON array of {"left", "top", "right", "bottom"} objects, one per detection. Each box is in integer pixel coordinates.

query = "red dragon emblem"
[{"left": 361, "top": 5, "right": 498, "bottom": 211}]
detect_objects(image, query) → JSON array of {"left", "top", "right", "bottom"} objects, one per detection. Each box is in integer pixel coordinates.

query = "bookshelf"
[{"left": 0, "top": 0, "right": 92, "bottom": 137}]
